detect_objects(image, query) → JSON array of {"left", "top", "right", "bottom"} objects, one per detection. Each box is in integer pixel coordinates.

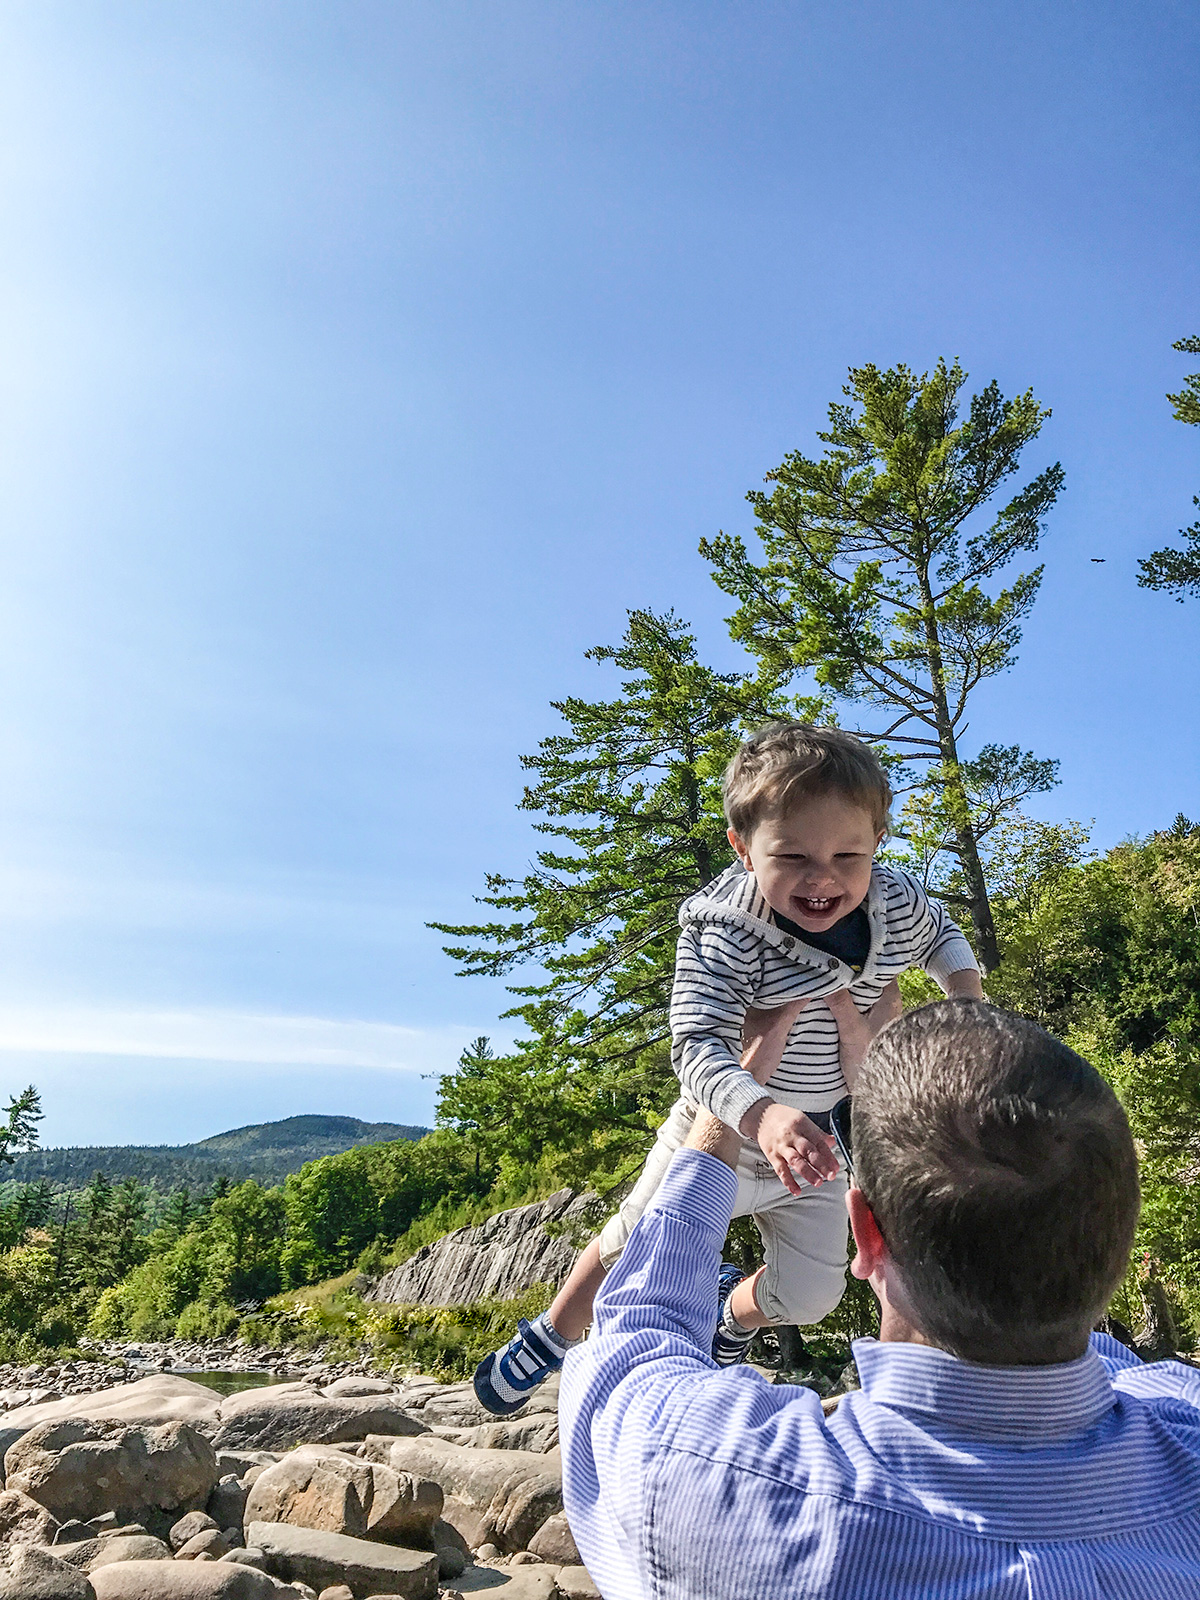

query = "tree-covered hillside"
[{"left": 2, "top": 1114, "right": 430, "bottom": 1191}]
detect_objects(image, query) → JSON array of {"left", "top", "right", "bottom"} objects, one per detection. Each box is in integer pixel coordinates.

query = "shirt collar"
[{"left": 852, "top": 1335, "right": 1117, "bottom": 1443}]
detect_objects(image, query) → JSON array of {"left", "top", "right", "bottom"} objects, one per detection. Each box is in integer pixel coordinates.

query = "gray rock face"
[
  {"left": 361, "top": 1437, "right": 561, "bottom": 1556},
  {"left": 245, "top": 1521, "right": 438, "bottom": 1599},
  {"left": 366, "top": 1190, "right": 594, "bottom": 1307},
  {"left": 213, "top": 1388, "right": 424, "bottom": 1454},
  {"left": 5, "top": 1421, "right": 218, "bottom": 1527}
]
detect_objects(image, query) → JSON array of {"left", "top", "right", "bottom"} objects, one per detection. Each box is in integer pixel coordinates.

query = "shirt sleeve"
[
  {"left": 670, "top": 924, "right": 775, "bottom": 1131},
  {"left": 900, "top": 874, "right": 980, "bottom": 988},
  {"left": 557, "top": 1149, "right": 739, "bottom": 1597}
]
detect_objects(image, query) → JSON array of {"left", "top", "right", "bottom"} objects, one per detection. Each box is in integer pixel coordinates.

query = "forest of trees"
[{"left": 0, "top": 348, "right": 1195, "bottom": 1366}]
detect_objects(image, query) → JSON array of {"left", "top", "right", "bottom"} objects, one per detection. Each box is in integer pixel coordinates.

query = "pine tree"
[
  {"left": 433, "top": 608, "right": 813, "bottom": 1175},
  {"left": 1138, "top": 336, "right": 1200, "bottom": 601},
  {"left": 701, "top": 360, "right": 1063, "bottom": 971}
]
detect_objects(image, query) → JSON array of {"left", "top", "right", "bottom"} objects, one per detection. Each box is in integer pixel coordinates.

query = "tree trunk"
[{"left": 918, "top": 569, "right": 1002, "bottom": 973}]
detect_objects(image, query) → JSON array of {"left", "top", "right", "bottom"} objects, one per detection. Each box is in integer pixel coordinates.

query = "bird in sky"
[{"left": 1091, "top": 557, "right": 1106, "bottom": 563}]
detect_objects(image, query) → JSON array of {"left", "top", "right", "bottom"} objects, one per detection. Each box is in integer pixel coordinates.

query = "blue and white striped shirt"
[{"left": 560, "top": 1148, "right": 1200, "bottom": 1599}]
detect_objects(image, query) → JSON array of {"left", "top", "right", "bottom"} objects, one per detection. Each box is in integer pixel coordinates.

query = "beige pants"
[{"left": 596, "top": 1096, "right": 849, "bottom": 1325}]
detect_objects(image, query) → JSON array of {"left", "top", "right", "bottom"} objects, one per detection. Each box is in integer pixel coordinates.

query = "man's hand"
[
  {"left": 738, "top": 1100, "right": 839, "bottom": 1195},
  {"left": 825, "top": 980, "right": 901, "bottom": 1092},
  {"left": 741, "top": 998, "right": 809, "bottom": 1084}
]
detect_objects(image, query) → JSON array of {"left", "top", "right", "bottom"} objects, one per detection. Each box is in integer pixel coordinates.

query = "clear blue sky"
[{"left": 0, "top": 1, "right": 1195, "bottom": 1147}]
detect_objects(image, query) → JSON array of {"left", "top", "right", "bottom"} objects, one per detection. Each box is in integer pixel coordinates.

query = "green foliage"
[
  {"left": 701, "top": 359, "right": 1063, "bottom": 970},
  {"left": 432, "top": 608, "right": 814, "bottom": 1187},
  {"left": 1139, "top": 336, "right": 1200, "bottom": 602}
]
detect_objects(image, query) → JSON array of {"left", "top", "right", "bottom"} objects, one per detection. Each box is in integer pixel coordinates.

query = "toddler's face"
[{"left": 729, "top": 794, "right": 883, "bottom": 933}]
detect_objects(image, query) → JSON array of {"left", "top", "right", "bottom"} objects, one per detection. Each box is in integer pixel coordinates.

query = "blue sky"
[{"left": 0, "top": 1, "right": 1195, "bottom": 1147}]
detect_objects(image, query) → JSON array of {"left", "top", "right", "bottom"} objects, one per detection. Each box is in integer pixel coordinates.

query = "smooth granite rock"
[
  {"left": 89, "top": 1561, "right": 289, "bottom": 1598},
  {"left": 359, "top": 1438, "right": 560, "bottom": 1556},
  {"left": 6, "top": 1420, "right": 218, "bottom": 1527},
  {"left": 213, "top": 1390, "right": 424, "bottom": 1454},
  {"left": 246, "top": 1521, "right": 437, "bottom": 1600}
]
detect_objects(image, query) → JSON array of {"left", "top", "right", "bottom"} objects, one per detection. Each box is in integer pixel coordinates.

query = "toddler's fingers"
[{"left": 770, "top": 1154, "right": 806, "bottom": 1197}]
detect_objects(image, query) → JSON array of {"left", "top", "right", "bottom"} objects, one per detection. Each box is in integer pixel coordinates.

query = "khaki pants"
[{"left": 596, "top": 1096, "right": 849, "bottom": 1326}]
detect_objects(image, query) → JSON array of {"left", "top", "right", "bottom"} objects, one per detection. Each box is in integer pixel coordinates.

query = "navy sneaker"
[
  {"left": 712, "top": 1261, "right": 755, "bottom": 1367},
  {"left": 473, "top": 1314, "right": 568, "bottom": 1417}
]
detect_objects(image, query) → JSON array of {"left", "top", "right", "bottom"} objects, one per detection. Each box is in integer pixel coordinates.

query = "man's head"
[
  {"left": 723, "top": 723, "right": 891, "bottom": 933},
  {"left": 850, "top": 1000, "right": 1140, "bottom": 1365}
]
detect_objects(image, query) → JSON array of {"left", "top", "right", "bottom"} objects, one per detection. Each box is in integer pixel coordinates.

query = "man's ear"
[
  {"left": 846, "top": 1187, "right": 888, "bottom": 1282},
  {"left": 728, "top": 827, "right": 753, "bottom": 872}
]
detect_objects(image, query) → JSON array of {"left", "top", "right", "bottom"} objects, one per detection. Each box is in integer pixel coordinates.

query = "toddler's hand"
[
  {"left": 741, "top": 998, "right": 810, "bottom": 1085},
  {"left": 740, "top": 1101, "right": 839, "bottom": 1196}
]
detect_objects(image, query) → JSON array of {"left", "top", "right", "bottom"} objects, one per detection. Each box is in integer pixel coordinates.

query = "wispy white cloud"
[{"left": 0, "top": 1005, "right": 481, "bottom": 1074}]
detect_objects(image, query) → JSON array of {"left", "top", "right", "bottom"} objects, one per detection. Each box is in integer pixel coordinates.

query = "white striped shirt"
[
  {"left": 561, "top": 1149, "right": 1200, "bottom": 1600},
  {"left": 670, "top": 861, "right": 978, "bottom": 1128}
]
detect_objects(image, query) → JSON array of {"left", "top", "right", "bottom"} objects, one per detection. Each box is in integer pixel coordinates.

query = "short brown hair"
[
  {"left": 723, "top": 722, "right": 891, "bottom": 838},
  {"left": 854, "top": 1001, "right": 1140, "bottom": 1365}
]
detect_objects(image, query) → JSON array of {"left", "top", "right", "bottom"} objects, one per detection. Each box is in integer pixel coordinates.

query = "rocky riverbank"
[{"left": 0, "top": 1357, "right": 594, "bottom": 1600}]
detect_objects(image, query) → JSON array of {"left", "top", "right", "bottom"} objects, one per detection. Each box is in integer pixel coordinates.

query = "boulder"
[
  {"left": 246, "top": 1521, "right": 437, "bottom": 1599},
  {"left": 244, "top": 1450, "right": 441, "bottom": 1546},
  {"left": 176, "top": 1531, "right": 233, "bottom": 1560},
  {"left": 431, "top": 1520, "right": 469, "bottom": 1581},
  {"left": 207, "top": 1477, "right": 248, "bottom": 1533},
  {"left": 0, "top": 1546, "right": 96, "bottom": 1599},
  {"left": 219, "top": 1550, "right": 267, "bottom": 1571},
  {"left": 87, "top": 1535, "right": 174, "bottom": 1568},
  {"left": 172, "top": 1512, "right": 221, "bottom": 1551},
  {"left": 0, "top": 1487, "right": 60, "bottom": 1545},
  {"left": 5, "top": 1420, "right": 218, "bottom": 1527},
  {"left": 316, "top": 1589, "right": 353, "bottom": 1600},
  {"left": 526, "top": 1513, "right": 579, "bottom": 1567},
  {"left": 0, "top": 1379, "right": 221, "bottom": 1462},
  {"left": 360, "top": 1438, "right": 560, "bottom": 1556},
  {"left": 213, "top": 1390, "right": 424, "bottom": 1454},
  {"left": 89, "top": 1562, "right": 288, "bottom": 1598},
  {"left": 366, "top": 1191, "right": 593, "bottom": 1308},
  {"left": 448, "top": 1415, "right": 558, "bottom": 1454}
]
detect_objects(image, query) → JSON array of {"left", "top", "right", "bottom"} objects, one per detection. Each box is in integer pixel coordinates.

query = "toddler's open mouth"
[{"left": 792, "top": 893, "right": 843, "bottom": 920}]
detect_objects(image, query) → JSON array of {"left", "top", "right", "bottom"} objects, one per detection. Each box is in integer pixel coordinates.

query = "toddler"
[{"left": 474, "top": 722, "right": 983, "bottom": 1414}]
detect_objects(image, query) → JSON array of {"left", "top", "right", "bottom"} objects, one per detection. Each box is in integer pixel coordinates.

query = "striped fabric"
[
  {"left": 560, "top": 1149, "right": 1200, "bottom": 1600},
  {"left": 671, "top": 862, "right": 979, "bottom": 1129}
]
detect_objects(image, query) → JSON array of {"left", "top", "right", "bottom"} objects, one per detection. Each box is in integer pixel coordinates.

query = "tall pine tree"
[{"left": 701, "top": 360, "right": 1063, "bottom": 970}]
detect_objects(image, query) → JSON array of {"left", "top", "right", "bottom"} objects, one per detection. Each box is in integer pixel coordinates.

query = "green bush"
[{"left": 176, "top": 1299, "right": 240, "bottom": 1340}]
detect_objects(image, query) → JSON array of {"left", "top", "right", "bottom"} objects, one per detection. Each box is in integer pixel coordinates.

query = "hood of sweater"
[{"left": 679, "top": 860, "right": 887, "bottom": 976}]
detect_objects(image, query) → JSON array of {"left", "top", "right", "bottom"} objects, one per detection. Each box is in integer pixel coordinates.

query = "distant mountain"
[{"left": 2, "top": 1113, "right": 431, "bottom": 1192}]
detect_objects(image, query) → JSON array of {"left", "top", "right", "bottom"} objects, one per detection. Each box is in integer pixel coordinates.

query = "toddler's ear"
[{"left": 728, "top": 827, "right": 753, "bottom": 871}]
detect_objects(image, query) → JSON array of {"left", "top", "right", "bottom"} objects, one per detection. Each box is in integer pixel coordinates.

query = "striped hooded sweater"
[{"left": 669, "top": 860, "right": 979, "bottom": 1130}]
